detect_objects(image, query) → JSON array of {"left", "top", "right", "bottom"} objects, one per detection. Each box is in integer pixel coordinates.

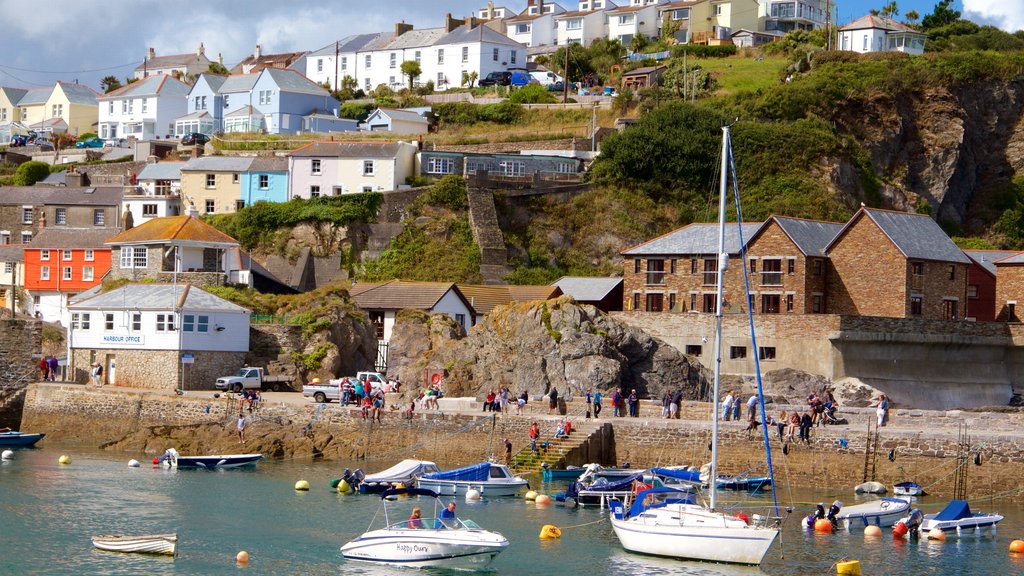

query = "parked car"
[
  {"left": 104, "top": 137, "right": 126, "bottom": 148},
  {"left": 547, "top": 81, "right": 566, "bottom": 92},
  {"left": 510, "top": 70, "right": 531, "bottom": 87},
  {"left": 302, "top": 371, "right": 390, "bottom": 403},
  {"left": 9, "top": 134, "right": 28, "bottom": 147},
  {"left": 215, "top": 367, "right": 293, "bottom": 392},
  {"left": 180, "top": 132, "right": 210, "bottom": 146},
  {"left": 75, "top": 137, "right": 105, "bottom": 149},
  {"left": 479, "top": 71, "right": 512, "bottom": 87}
]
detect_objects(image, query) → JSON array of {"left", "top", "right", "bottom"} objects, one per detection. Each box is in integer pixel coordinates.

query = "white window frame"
[
  {"left": 22, "top": 207, "right": 32, "bottom": 225},
  {"left": 155, "top": 313, "right": 176, "bottom": 332},
  {"left": 362, "top": 160, "right": 375, "bottom": 176},
  {"left": 104, "top": 313, "right": 114, "bottom": 331},
  {"left": 93, "top": 209, "right": 105, "bottom": 226},
  {"left": 62, "top": 250, "right": 72, "bottom": 261},
  {"left": 427, "top": 157, "right": 454, "bottom": 174},
  {"left": 63, "top": 266, "right": 72, "bottom": 281},
  {"left": 311, "top": 159, "right": 322, "bottom": 175},
  {"left": 40, "top": 250, "right": 50, "bottom": 261},
  {"left": 55, "top": 207, "right": 67, "bottom": 225},
  {"left": 40, "top": 266, "right": 49, "bottom": 281},
  {"left": 206, "top": 173, "right": 216, "bottom": 188},
  {"left": 259, "top": 174, "right": 269, "bottom": 189},
  {"left": 82, "top": 266, "right": 94, "bottom": 282},
  {"left": 205, "top": 199, "right": 215, "bottom": 213},
  {"left": 131, "top": 312, "right": 141, "bottom": 331},
  {"left": 310, "top": 185, "right": 321, "bottom": 198},
  {"left": 84, "top": 249, "right": 94, "bottom": 262},
  {"left": 462, "top": 47, "right": 469, "bottom": 63}
]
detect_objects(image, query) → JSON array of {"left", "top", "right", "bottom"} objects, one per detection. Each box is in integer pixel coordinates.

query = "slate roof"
[
  {"left": 0, "top": 87, "right": 28, "bottom": 105},
  {"left": 659, "top": 0, "right": 706, "bottom": 10},
  {"left": 0, "top": 186, "right": 123, "bottom": 206},
  {"left": 197, "top": 74, "right": 228, "bottom": 93},
  {"left": 457, "top": 284, "right": 560, "bottom": 315},
  {"left": 308, "top": 34, "right": 381, "bottom": 57},
  {"left": 137, "top": 162, "right": 184, "bottom": 181},
  {"left": 350, "top": 280, "right": 471, "bottom": 312},
  {"left": 29, "top": 228, "right": 118, "bottom": 249},
  {"left": 966, "top": 250, "right": 1019, "bottom": 274},
  {"left": 262, "top": 68, "right": 330, "bottom": 96},
  {"left": 0, "top": 244, "right": 25, "bottom": 262},
  {"left": 757, "top": 216, "right": 844, "bottom": 257},
  {"left": 105, "top": 215, "right": 239, "bottom": 246},
  {"left": 369, "top": 108, "right": 429, "bottom": 124},
  {"left": 361, "top": 32, "right": 397, "bottom": 52},
  {"left": 181, "top": 156, "right": 254, "bottom": 172},
  {"left": 231, "top": 50, "right": 307, "bottom": 74},
  {"left": 839, "top": 14, "right": 921, "bottom": 33},
  {"left": 134, "top": 52, "right": 209, "bottom": 73},
  {"left": 553, "top": 276, "right": 623, "bottom": 302},
  {"left": 248, "top": 157, "right": 288, "bottom": 172},
  {"left": 826, "top": 208, "right": 971, "bottom": 264},
  {"left": 622, "top": 222, "right": 763, "bottom": 256},
  {"left": 436, "top": 23, "right": 523, "bottom": 48},
  {"left": 37, "top": 171, "right": 68, "bottom": 186},
  {"left": 57, "top": 82, "right": 100, "bottom": 105},
  {"left": 386, "top": 28, "right": 446, "bottom": 50},
  {"left": 29, "top": 118, "right": 68, "bottom": 130},
  {"left": 176, "top": 110, "right": 213, "bottom": 121},
  {"left": 99, "top": 74, "right": 189, "bottom": 99},
  {"left": 993, "top": 252, "right": 1024, "bottom": 266},
  {"left": 17, "top": 88, "right": 52, "bottom": 106},
  {"left": 218, "top": 74, "right": 261, "bottom": 93},
  {"left": 71, "top": 283, "right": 249, "bottom": 313},
  {"left": 622, "top": 65, "right": 666, "bottom": 77},
  {"left": 225, "top": 105, "right": 263, "bottom": 118},
  {"left": 289, "top": 141, "right": 409, "bottom": 158}
]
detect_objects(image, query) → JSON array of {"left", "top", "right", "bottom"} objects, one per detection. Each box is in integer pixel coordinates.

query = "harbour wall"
[
  {"left": 612, "top": 312, "right": 1024, "bottom": 409},
  {"left": 20, "top": 384, "right": 1024, "bottom": 499},
  {"left": 0, "top": 320, "right": 42, "bottom": 428}
]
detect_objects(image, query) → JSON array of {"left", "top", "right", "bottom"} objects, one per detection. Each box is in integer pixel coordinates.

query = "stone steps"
[{"left": 510, "top": 421, "right": 604, "bottom": 474}]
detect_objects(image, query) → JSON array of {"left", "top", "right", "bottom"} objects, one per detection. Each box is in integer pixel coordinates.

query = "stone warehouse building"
[{"left": 66, "top": 283, "right": 249, "bottom": 390}]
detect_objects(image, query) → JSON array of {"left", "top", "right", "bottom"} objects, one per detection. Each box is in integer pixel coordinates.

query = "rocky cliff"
[{"left": 390, "top": 297, "right": 703, "bottom": 399}]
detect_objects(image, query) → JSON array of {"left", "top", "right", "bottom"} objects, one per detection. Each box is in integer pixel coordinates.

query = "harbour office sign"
[{"left": 100, "top": 334, "right": 144, "bottom": 346}]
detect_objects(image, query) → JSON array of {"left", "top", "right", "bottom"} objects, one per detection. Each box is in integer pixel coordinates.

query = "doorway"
[{"left": 105, "top": 354, "right": 116, "bottom": 386}]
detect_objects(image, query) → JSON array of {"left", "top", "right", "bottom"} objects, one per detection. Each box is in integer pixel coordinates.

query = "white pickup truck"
[
  {"left": 215, "top": 367, "right": 293, "bottom": 392},
  {"left": 302, "top": 371, "right": 388, "bottom": 403}
]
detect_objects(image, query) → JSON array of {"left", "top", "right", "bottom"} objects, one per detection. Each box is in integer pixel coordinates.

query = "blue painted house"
[
  {"left": 240, "top": 157, "right": 289, "bottom": 205},
  {"left": 175, "top": 74, "right": 227, "bottom": 137}
]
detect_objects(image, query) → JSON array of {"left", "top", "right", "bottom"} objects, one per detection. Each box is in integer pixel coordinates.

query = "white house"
[
  {"left": 350, "top": 280, "right": 475, "bottom": 342},
  {"left": 0, "top": 244, "right": 24, "bottom": 312},
  {"left": 134, "top": 44, "right": 212, "bottom": 80},
  {"left": 97, "top": 74, "right": 190, "bottom": 142},
  {"left": 123, "top": 161, "right": 184, "bottom": 226},
  {"left": 66, "top": 283, "right": 250, "bottom": 390},
  {"left": 362, "top": 108, "right": 430, "bottom": 134},
  {"left": 761, "top": 0, "right": 827, "bottom": 33},
  {"left": 838, "top": 15, "right": 926, "bottom": 54},
  {"left": 287, "top": 141, "right": 418, "bottom": 198},
  {"left": 506, "top": 1, "right": 568, "bottom": 48},
  {"left": 607, "top": 0, "right": 666, "bottom": 45},
  {"left": 556, "top": 0, "right": 617, "bottom": 46}
]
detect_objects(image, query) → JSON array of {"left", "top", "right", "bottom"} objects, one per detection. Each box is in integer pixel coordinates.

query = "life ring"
[{"left": 431, "top": 373, "right": 442, "bottom": 385}]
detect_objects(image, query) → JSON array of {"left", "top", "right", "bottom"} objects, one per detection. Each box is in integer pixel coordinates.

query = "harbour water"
[{"left": 2, "top": 445, "right": 1023, "bottom": 575}]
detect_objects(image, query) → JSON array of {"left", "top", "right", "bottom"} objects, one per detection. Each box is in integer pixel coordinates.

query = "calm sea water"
[{"left": 2, "top": 444, "right": 1023, "bottom": 576}]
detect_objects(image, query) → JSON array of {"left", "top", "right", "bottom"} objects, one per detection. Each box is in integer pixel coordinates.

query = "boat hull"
[
  {"left": 92, "top": 534, "right": 177, "bottom": 556},
  {"left": 173, "top": 454, "right": 262, "bottom": 469},
  {"left": 415, "top": 479, "right": 527, "bottom": 497},
  {"left": 341, "top": 529, "right": 508, "bottom": 568},
  {"left": 838, "top": 498, "right": 910, "bottom": 529},
  {"left": 0, "top": 432, "right": 45, "bottom": 447},
  {"left": 610, "top": 515, "right": 778, "bottom": 565},
  {"left": 921, "top": 514, "right": 1003, "bottom": 535},
  {"left": 542, "top": 468, "right": 585, "bottom": 481}
]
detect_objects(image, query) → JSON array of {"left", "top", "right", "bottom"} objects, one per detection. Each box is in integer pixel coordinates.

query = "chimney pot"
[
  {"left": 197, "top": 42, "right": 205, "bottom": 56},
  {"left": 254, "top": 44, "right": 261, "bottom": 59},
  {"left": 38, "top": 211, "right": 46, "bottom": 232},
  {"left": 147, "top": 47, "right": 155, "bottom": 60}
]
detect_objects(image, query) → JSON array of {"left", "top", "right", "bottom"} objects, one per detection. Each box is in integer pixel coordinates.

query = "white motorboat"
[
  {"left": 359, "top": 459, "right": 440, "bottom": 494},
  {"left": 837, "top": 497, "right": 911, "bottom": 529},
  {"left": 609, "top": 125, "right": 783, "bottom": 565},
  {"left": 340, "top": 487, "right": 508, "bottom": 568},
  {"left": 911, "top": 500, "right": 1003, "bottom": 537},
  {"left": 157, "top": 448, "right": 262, "bottom": 470},
  {"left": 92, "top": 533, "right": 177, "bottom": 556},
  {"left": 416, "top": 462, "right": 528, "bottom": 497},
  {"left": 893, "top": 481, "right": 926, "bottom": 497}
]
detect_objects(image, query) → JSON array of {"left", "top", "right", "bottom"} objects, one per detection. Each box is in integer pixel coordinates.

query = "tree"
[
  {"left": 880, "top": 2, "right": 899, "bottom": 18},
  {"left": 12, "top": 161, "right": 49, "bottom": 186},
  {"left": 905, "top": 10, "right": 920, "bottom": 23},
  {"left": 467, "top": 71, "right": 478, "bottom": 88},
  {"left": 400, "top": 60, "right": 421, "bottom": 91},
  {"left": 921, "top": 0, "right": 960, "bottom": 30},
  {"left": 629, "top": 33, "right": 651, "bottom": 54},
  {"left": 100, "top": 76, "right": 122, "bottom": 93},
  {"left": 208, "top": 62, "right": 229, "bottom": 75}
]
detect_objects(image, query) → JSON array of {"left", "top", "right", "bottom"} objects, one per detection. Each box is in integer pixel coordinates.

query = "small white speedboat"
[
  {"left": 158, "top": 449, "right": 262, "bottom": 470},
  {"left": 893, "top": 481, "right": 926, "bottom": 497},
  {"left": 340, "top": 487, "right": 508, "bottom": 568},
  {"left": 416, "top": 462, "right": 527, "bottom": 497},
  {"left": 92, "top": 533, "right": 177, "bottom": 556},
  {"left": 915, "top": 500, "right": 1003, "bottom": 537},
  {"left": 837, "top": 497, "right": 911, "bottom": 529}
]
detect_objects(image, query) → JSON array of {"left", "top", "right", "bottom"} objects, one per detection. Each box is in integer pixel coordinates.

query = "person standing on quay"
[
  {"left": 612, "top": 389, "right": 622, "bottom": 417},
  {"left": 236, "top": 413, "right": 247, "bottom": 444},
  {"left": 548, "top": 387, "right": 559, "bottom": 415},
  {"left": 48, "top": 355, "right": 59, "bottom": 381},
  {"left": 874, "top": 394, "right": 889, "bottom": 427},
  {"left": 38, "top": 356, "right": 49, "bottom": 381},
  {"left": 504, "top": 437, "right": 513, "bottom": 466},
  {"left": 593, "top": 390, "right": 602, "bottom": 419},
  {"left": 628, "top": 389, "right": 639, "bottom": 418},
  {"left": 721, "top": 391, "right": 734, "bottom": 421}
]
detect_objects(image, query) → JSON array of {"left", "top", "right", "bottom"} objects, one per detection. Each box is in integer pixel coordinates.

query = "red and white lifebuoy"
[{"left": 431, "top": 373, "right": 442, "bottom": 385}]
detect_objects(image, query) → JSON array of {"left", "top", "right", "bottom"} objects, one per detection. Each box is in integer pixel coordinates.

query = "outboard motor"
[
  {"left": 806, "top": 503, "right": 826, "bottom": 528},
  {"left": 905, "top": 508, "right": 924, "bottom": 539},
  {"left": 827, "top": 500, "right": 843, "bottom": 527}
]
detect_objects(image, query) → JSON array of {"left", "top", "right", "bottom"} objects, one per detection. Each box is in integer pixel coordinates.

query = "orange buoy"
[
  {"left": 535, "top": 494, "right": 552, "bottom": 506},
  {"left": 236, "top": 550, "right": 250, "bottom": 564},
  {"left": 1010, "top": 540, "right": 1024, "bottom": 553},
  {"left": 928, "top": 528, "right": 947, "bottom": 541},
  {"left": 864, "top": 525, "right": 882, "bottom": 538},
  {"left": 893, "top": 521, "right": 908, "bottom": 538},
  {"left": 814, "top": 518, "right": 833, "bottom": 533}
]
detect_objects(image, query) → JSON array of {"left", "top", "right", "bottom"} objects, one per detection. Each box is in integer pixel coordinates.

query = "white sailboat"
[{"left": 610, "top": 125, "right": 783, "bottom": 565}]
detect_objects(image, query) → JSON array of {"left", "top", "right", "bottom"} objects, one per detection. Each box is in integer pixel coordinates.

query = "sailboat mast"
[{"left": 710, "top": 125, "right": 730, "bottom": 512}]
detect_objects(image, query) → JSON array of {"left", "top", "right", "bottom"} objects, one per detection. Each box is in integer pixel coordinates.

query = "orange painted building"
[{"left": 23, "top": 228, "right": 117, "bottom": 323}]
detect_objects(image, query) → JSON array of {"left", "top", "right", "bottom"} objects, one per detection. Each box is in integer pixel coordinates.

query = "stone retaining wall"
[
  {"left": 0, "top": 319, "right": 41, "bottom": 428},
  {"left": 69, "top": 349, "right": 245, "bottom": 390}
]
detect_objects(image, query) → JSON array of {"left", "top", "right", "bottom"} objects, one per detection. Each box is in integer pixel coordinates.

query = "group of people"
[
  {"left": 482, "top": 387, "right": 511, "bottom": 413},
  {"left": 406, "top": 501, "right": 457, "bottom": 529},
  {"left": 417, "top": 383, "right": 444, "bottom": 411},
  {"left": 659, "top": 389, "right": 686, "bottom": 419},
  {"left": 238, "top": 390, "right": 261, "bottom": 413},
  {"left": 37, "top": 355, "right": 59, "bottom": 382}
]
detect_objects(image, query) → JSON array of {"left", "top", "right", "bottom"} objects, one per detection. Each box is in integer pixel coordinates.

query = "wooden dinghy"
[{"left": 92, "top": 533, "right": 177, "bottom": 556}]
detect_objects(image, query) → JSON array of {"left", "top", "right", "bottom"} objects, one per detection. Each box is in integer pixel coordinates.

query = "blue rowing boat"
[{"left": 0, "top": 431, "right": 45, "bottom": 448}]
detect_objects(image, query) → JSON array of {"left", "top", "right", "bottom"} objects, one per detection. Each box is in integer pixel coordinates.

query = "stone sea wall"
[
  {"left": 20, "top": 384, "right": 1024, "bottom": 500},
  {"left": 0, "top": 319, "right": 42, "bottom": 428}
]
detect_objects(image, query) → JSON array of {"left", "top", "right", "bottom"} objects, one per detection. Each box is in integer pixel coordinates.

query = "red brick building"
[
  {"left": 23, "top": 228, "right": 116, "bottom": 323},
  {"left": 993, "top": 252, "right": 1024, "bottom": 322},
  {"left": 964, "top": 250, "right": 1016, "bottom": 322},
  {"left": 824, "top": 208, "right": 969, "bottom": 320}
]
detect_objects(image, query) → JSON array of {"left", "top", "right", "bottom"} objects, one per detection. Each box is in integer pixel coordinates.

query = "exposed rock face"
[
  {"left": 755, "top": 368, "right": 882, "bottom": 408},
  {"left": 392, "top": 297, "right": 701, "bottom": 399}
]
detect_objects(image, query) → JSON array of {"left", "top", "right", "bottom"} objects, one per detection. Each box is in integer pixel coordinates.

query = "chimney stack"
[
  {"left": 445, "top": 13, "right": 467, "bottom": 33},
  {"left": 38, "top": 211, "right": 46, "bottom": 232},
  {"left": 254, "top": 44, "right": 262, "bottom": 59},
  {"left": 65, "top": 169, "right": 85, "bottom": 187},
  {"left": 197, "top": 42, "right": 205, "bottom": 56},
  {"left": 395, "top": 20, "right": 414, "bottom": 37},
  {"left": 147, "top": 47, "right": 155, "bottom": 60},
  {"left": 218, "top": 52, "right": 224, "bottom": 66}
]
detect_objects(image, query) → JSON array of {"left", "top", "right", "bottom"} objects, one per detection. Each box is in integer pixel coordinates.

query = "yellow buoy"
[
  {"left": 539, "top": 525, "right": 561, "bottom": 539},
  {"left": 836, "top": 560, "right": 861, "bottom": 576},
  {"left": 1011, "top": 540, "right": 1024, "bottom": 554},
  {"left": 928, "top": 528, "right": 947, "bottom": 541},
  {"left": 236, "top": 550, "right": 250, "bottom": 564},
  {"left": 394, "top": 483, "right": 405, "bottom": 490},
  {"left": 864, "top": 525, "right": 882, "bottom": 538},
  {"left": 814, "top": 518, "right": 833, "bottom": 533},
  {"left": 58, "top": 455, "right": 71, "bottom": 465},
  {"left": 295, "top": 480, "right": 310, "bottom": 491},
  {"left": 338, "top": 480, "right": 350, "bottom": 493},
  {"left": 535, "top": 494, "right": 552, "bottom": 506},
  {"left": 525, "top": 490, "right": 538, "bottom": 501}
]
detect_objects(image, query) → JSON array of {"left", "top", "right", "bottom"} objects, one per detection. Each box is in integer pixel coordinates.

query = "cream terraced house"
[
  {"left": 287, "top": 141, "right": 418, "bottom": 198},
  {"left": 179, "top": 156, "right": 253, "bottom": 215}
]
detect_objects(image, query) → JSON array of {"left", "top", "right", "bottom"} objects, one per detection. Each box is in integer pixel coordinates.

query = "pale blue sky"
[{"left": 0, "top": 0, "right": 1015, "bottom": 92}]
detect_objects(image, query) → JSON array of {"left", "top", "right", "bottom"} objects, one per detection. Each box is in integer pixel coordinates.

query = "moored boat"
[
  {"left": 893, "top": 481, "right": 926, "bottom": 497},
  {"left": 359, "top": 459, "right": 439, "bottom": 493},
  {"left": 836, "top": 497, "right": 911, "bottom": 529},
  {"left": 541, "top": 465, "right": 585, "bottom": 481},
  {"left": 417, "top": 462, "right": 527, "bottom": 497},
  {"left": 912, "top": 500, "right": 1003, "bottom": 537},
  {"left": 92, "top": 533, "right": 177, "bottom": 556},
  {"left": 158, "top": 449, "right": 262, "bottom": 470},
  {"left": 340, "top": 487, "right": 508, "bottom": 568},
  {"left": 0, "top": 430, "right": 45, "bottom": 448}
]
